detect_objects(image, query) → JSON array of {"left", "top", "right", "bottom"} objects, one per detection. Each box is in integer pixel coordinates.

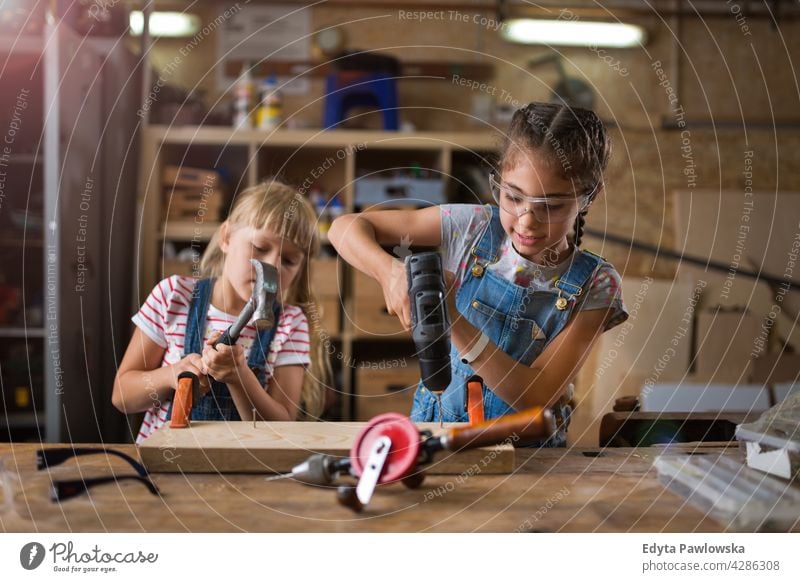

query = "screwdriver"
[{"left": 264, "top": 454, "right": 352, "bottom": 485}]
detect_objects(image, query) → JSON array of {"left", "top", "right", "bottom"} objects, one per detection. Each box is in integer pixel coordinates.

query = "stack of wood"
[{"left": 162, "top": 165, "right": 224, "bottom": 223}]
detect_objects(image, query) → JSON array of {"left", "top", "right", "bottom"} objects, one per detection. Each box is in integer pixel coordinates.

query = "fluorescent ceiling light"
[
  {"left": 129, "top": 11, "right": 201, "bottom": 38},
  {"left": 501, "top": 19, "right": 646, "bottom": 48}
]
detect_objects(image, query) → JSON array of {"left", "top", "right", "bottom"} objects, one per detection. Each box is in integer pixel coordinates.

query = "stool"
[{"left": 323, "top": 72, "right": 398, "bottom": 130}]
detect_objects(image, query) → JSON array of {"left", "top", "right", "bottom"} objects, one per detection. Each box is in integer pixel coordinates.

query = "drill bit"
[
  {"left": 264, "top": 454, "right": 351, "bottom": 486},
  {"left": 264, "top": 472, "right": 294, "bottom": 482},
  {"left": 436, "top": 393, "right": 443, "bottom": 427}
]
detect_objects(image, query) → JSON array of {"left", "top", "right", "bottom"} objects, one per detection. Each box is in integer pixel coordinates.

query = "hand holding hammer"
[{"left": 172, "top": 259, "right": 280, "bottom": 426}]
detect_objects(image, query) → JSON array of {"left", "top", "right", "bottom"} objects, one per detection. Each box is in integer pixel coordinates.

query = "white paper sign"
[{"left": 217, "top": 3, "right": 310, "bottom": 95}]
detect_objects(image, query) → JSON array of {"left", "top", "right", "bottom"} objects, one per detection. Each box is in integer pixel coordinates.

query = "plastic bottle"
[
  {"left": 310, "top": 187, "right": 330, "bottom": 237},
  {"left": 233, "top": 64, "right": 253, "bottom": 129},
  {"left": 327, "top": 194, "right": 345, "bottom": 225},
  {"left": 256, "top": 74, "right": 283, "bottom": 130}
]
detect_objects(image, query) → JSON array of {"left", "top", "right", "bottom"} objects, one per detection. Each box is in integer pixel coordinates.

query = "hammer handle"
[
  {"left": 215, "top": 328, "right": 236, "bottom": 347},
  {"left": 170, "top": 372, "right": 197, "bottom": 429},
  {"left": 445, "top": 406, "right": 555, "bottom": 450},
  {"left": 466, "top": 376, "right": 485, "bottom": 425},
  {"left": 213, "top": 301, "right": 254, "bottom": 347}
]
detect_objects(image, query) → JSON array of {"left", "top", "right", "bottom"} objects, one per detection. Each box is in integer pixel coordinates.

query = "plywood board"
[
  {"left": 673, "top": 189, "right": 800, "bottom": 352},
  {"left": 570, "top": 277, "right": 695, "bottom": 447},
  {"left": 138, "top": 421, "right": 514, "bottom": 474}
]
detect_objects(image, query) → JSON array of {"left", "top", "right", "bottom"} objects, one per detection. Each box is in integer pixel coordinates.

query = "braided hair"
[
  {"left": 573, "top": 210, "right": 587, "bottom": 247},
  {"left": 496, "top": 102, "right": 610, "bottom": 247}
]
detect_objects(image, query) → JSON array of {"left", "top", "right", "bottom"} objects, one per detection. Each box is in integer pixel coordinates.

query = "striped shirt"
[{"left": 132, "top": 276, "right": 310, "bottom": 443}]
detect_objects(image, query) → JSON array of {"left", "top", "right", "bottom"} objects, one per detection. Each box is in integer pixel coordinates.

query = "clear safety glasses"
[{"left": 489, "top": 173, "right": 595, "bottom": 222}]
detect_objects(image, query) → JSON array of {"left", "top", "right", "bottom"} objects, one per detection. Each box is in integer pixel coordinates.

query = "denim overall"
[
  {"left": 410, "top": 205, "right": 603, "bottom": 447},
  {"left": 166, "top": 278, "right": 281, "bottom": 421}
]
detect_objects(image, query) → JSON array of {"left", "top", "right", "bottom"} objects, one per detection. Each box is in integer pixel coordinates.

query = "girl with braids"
[
  {"left": 114, "top": 179, "right": 331, "bottom": 443},
  {"left": 330, "top": 102, "right": 628, "bottom": 446}
]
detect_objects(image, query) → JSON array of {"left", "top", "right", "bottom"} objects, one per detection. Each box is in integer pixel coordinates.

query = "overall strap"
[
  {"left": 553, "top": 249, "right": 604, "bottom": 308},
  {"left": 183, "top": 278, "right": 214, "bottom": 356},
  {"left": 168, "top": 277, "right": 212, "bottom": 422},
  {"left": 469, "top": 205, "right": 506, "bottom": 275}
]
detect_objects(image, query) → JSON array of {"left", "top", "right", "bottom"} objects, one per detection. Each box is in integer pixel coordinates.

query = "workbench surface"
[{"left": 0, "top": 443, "right": 747, "bottom": 532}]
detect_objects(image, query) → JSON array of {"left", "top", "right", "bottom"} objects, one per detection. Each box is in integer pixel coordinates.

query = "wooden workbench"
[{"left": 0, "top": 443, "right": 751, "bottom": 532}]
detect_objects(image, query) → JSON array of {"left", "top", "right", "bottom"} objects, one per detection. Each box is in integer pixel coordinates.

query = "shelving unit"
[
  {"left": 1, "top": 14, "right": 139, "bottom": 442},
  {"left": 0, "top": 31, "right": 47, "bottom": 439},
  {"left": 139, "top": 125, "right": 497, "bottom": 420}
]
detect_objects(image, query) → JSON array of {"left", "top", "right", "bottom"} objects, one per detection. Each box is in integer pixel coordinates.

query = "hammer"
[
  {"left": 214, "top": 259, "right": 279, "bottom": 347},
  {"left": 171, "top": 260, "right": 279, "bottom": 428}
]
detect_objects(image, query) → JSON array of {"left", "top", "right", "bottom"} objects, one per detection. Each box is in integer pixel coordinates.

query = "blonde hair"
[{"left": 201, "top": 177, "right": 331, "bottom": 420}]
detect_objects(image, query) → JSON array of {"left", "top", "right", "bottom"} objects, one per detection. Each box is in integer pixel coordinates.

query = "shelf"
[
  {"left": 161, "top": 221, "right": 331, "bottom": 245},
  {"left": 0, "top": 327, "right": 46, "bottom": 338},
  {"left": 142, "top": 125, "right": 500, "bottom": 421},
  {"left": 146, "top": 126, "right": 499, "bottom": 152},
  {"left": 0, "top": 411, "right": 43, "bottom": 429},
  {"left": 225, "top": 59, "right": 494, "bottom": 81}
]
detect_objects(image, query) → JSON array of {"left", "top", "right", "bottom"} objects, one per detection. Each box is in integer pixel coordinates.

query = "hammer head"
[{"left": 250, "top": 259, "right": 279, "bottom": 331}]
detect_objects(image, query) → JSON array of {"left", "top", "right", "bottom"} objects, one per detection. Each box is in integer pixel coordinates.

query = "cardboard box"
[
  {"left": 350, "top": 296, "right": 409, "bottom": 339},
  {"left": 355, "top": 358, "right": 419, "bottom": 420},
  {"left": 354, "top": 177, "right": 445, "bottom": 208},
  {"left": 310, "top": 259, "right": 341, "bottom": 299},
  {"left": 308, "top": 297, "right": 340, "bottom": 337},
  {"left": 162, "top": 165, "right": 220, "bottom": 190},
  {"left": 695, "top": 307, "right": 760, "bottom": 383},
  {"left": 164, "top": 188, "right": 224, "bottom": 222},
  {"left": 349, "top": 268, "right": 409, "bottom": 337}
]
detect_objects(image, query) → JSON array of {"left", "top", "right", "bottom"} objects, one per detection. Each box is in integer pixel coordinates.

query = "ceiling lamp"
[
  {"left": 129, "top": 11, "right": 201, "bottom": 38},
  {"left": 501, "top": 18, "right": 646, "bottom": 48}
]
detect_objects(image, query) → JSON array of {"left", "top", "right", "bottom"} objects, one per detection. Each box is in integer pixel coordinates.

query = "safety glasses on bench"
[{"left": 36, "top": 447, "right": 160, "bottom": 502}]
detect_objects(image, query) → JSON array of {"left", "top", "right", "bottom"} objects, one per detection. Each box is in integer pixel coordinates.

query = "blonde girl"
[{"left": 113, "top": 179, "right": 331, "bottom": 442}]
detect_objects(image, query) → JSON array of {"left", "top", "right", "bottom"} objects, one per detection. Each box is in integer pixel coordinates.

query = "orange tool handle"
[
  {"left": 466, "top": 375, "right": 485, "bottom": 425},
  {"left": 446, "top": 406, "right": 555, "bottom": 450},
  {"left": 170, "top": 372, "right": 196, "bottom": 429}
]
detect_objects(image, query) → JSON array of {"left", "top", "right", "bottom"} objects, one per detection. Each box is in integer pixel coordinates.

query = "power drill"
[{"left": 405, "top": 252, "right": 452, "bottom": 421}]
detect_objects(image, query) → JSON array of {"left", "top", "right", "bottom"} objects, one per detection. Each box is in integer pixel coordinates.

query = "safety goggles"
[{"left": 489, "top": 173, "right": 595, "bottom": 222}]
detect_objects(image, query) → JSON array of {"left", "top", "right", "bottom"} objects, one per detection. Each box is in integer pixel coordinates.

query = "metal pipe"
[
  {"left": 584, "top": 227, "right": 797, "bottom": 292},
  {"left": 139, "top": 0, "right": 153, "bottom": 127},
  {"left": 671, "top": 0, "right": 682, "bottom": 108},
  {"left": 243, "top": 0, "right": 799, "bottom": 19}
]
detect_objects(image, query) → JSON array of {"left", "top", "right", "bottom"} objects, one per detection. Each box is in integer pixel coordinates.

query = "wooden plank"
[
  {"left": 138, "top": 421, "right": 514, "bottom": 474},
  {"left": 145, "top": 126, "right": 499, "bottom": 151},
  {"left": 223, "top": 60, "right": 494, "bottom": 81}
]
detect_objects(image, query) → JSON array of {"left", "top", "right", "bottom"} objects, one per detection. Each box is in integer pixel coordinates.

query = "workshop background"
[{"left": 0, "top": 0, "right": 797, "bottom": 446}]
